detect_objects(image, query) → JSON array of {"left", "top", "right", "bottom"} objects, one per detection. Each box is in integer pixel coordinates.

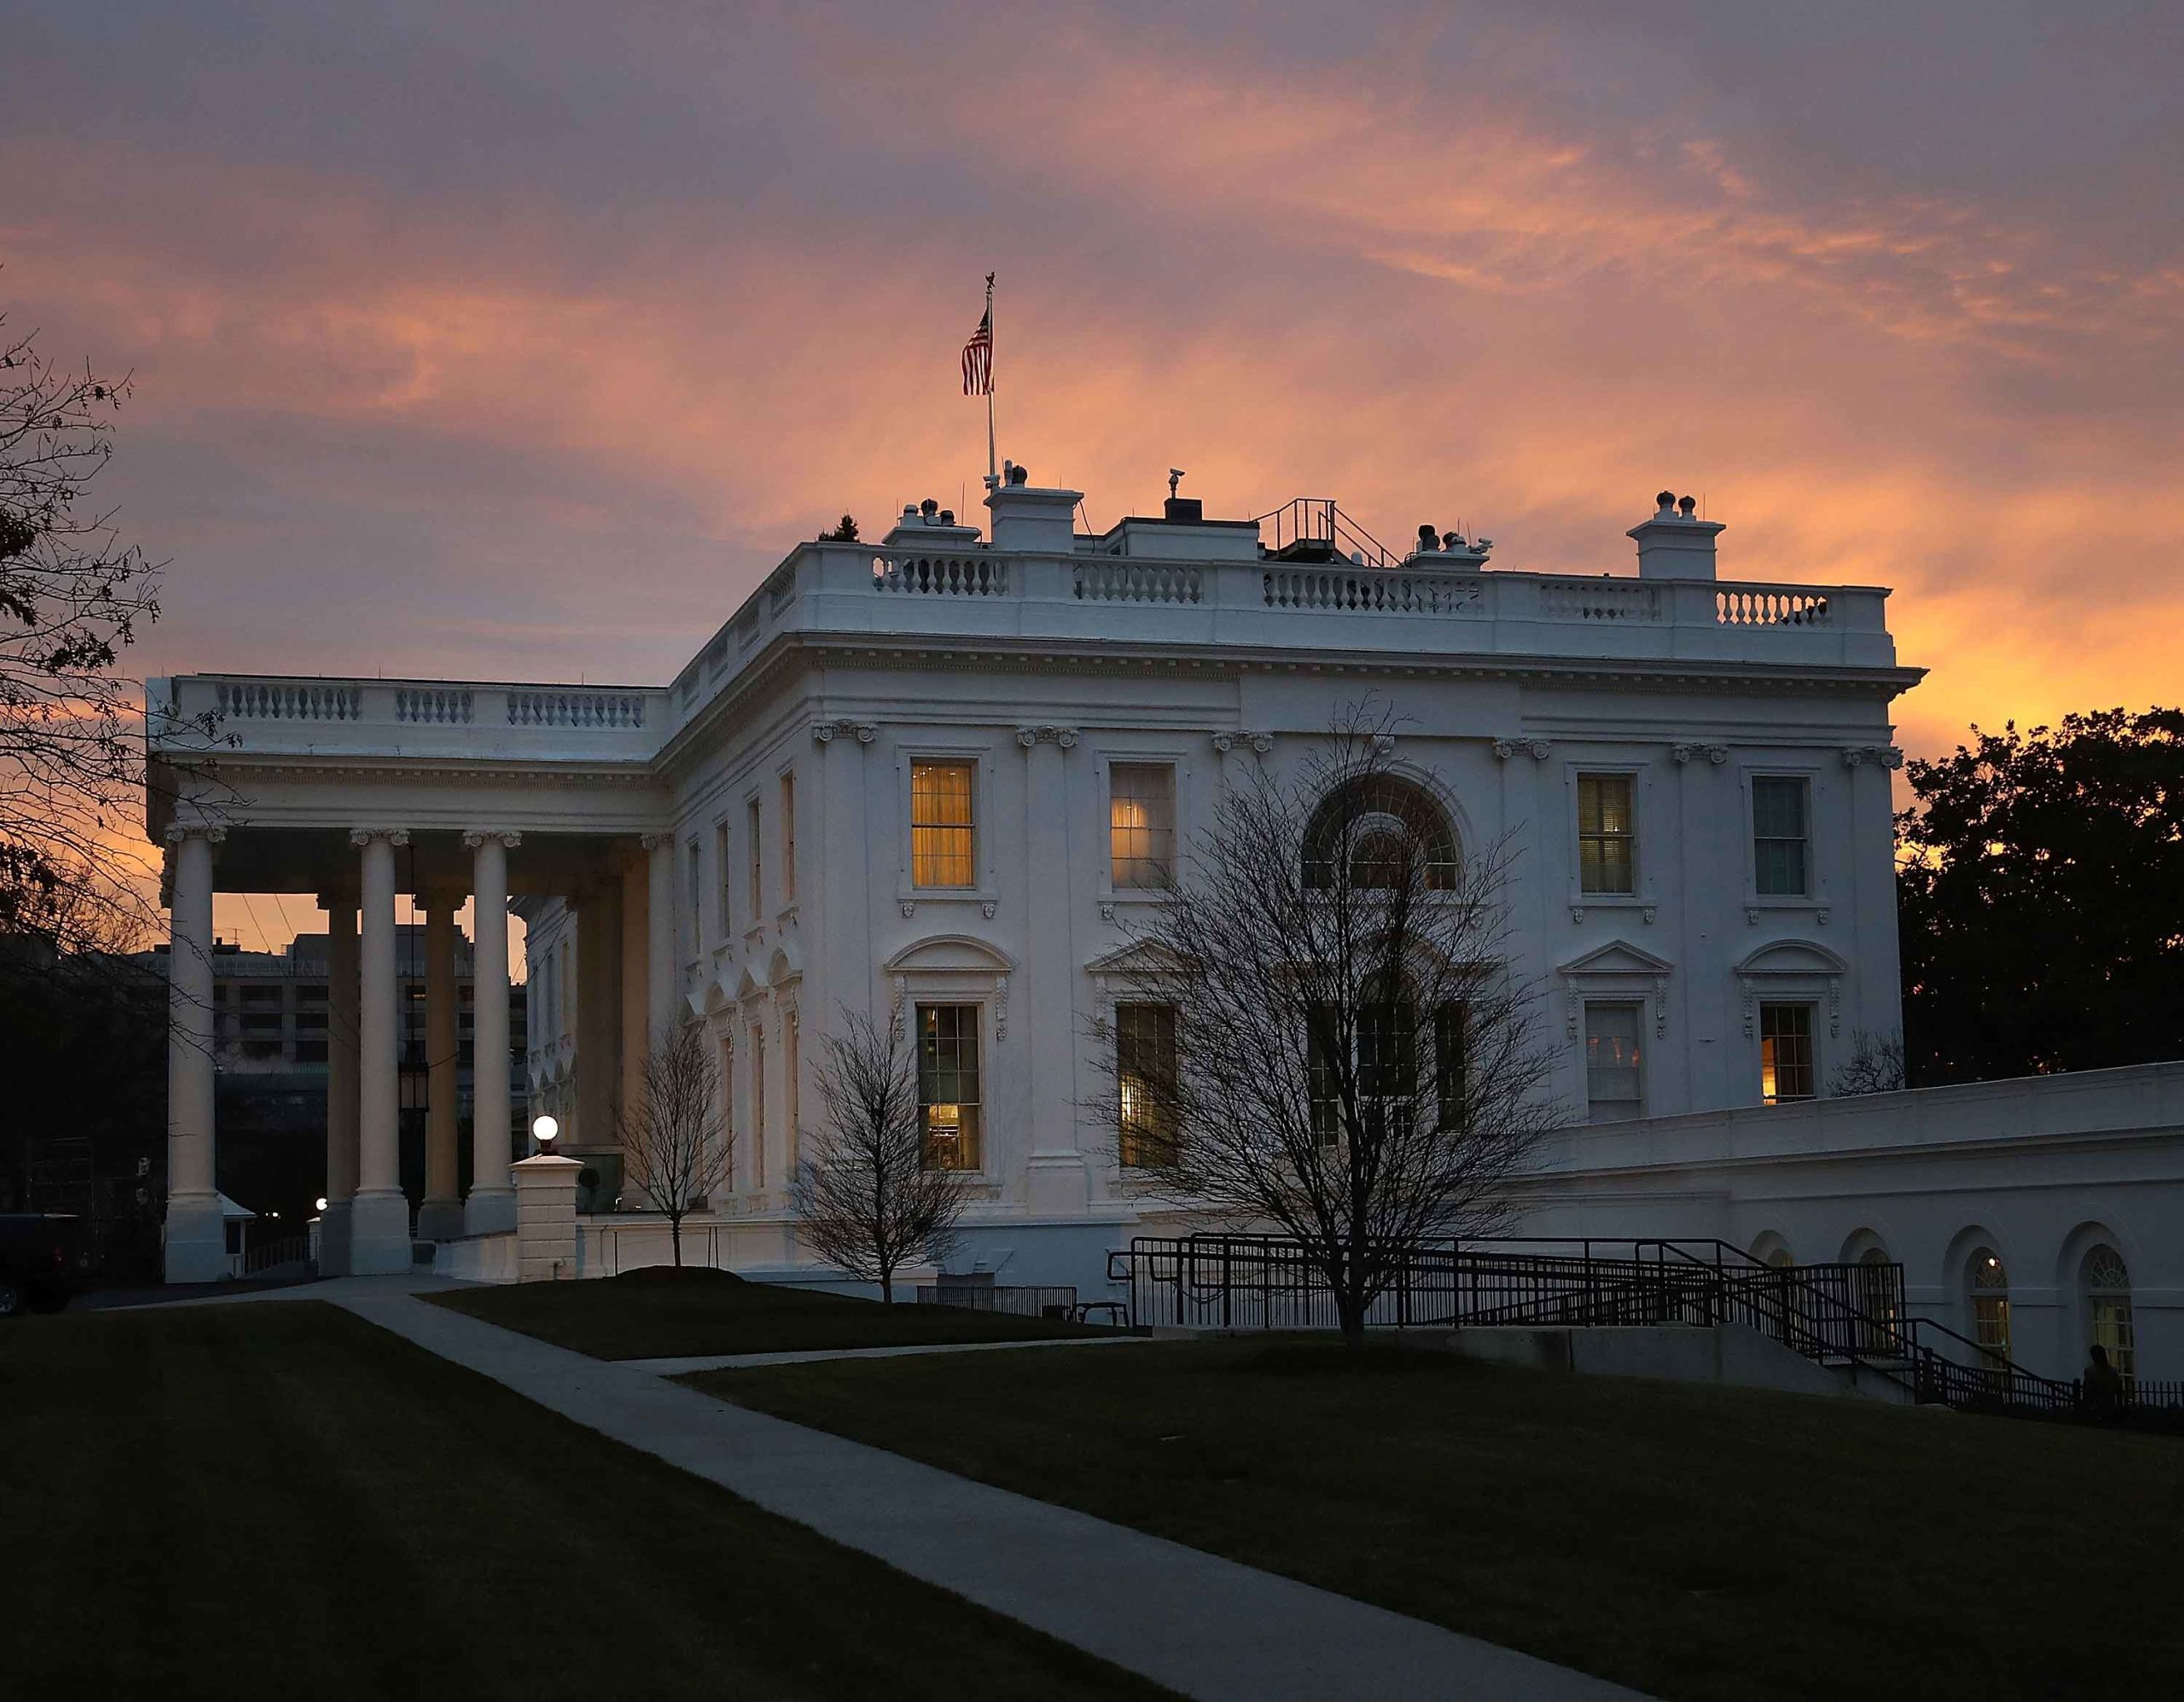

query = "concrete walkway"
[
  {"left": 340, "top": 1293, "right": 1644, "bottom": 1702},
  {"left": 624, "top": 1332, "right": 1153, "bottom": 1375}
]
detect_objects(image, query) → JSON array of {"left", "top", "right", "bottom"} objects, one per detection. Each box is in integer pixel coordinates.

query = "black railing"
[
  {"left": 1252, "top": 498, "right": 1401, "bottom": 568},
  {"left": 1107, "top": 1234, "right": 2179, "bottom": 1420},
  {"left": 915, "top": 1283, "right": 1078, "bottom": 1318}
]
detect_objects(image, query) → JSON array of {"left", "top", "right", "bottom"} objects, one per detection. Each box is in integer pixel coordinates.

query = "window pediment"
[
  {"left": 1735, "top": 938, "right": 1846, "bottom": 977},
  {"left": 884, "top": 934, "right": 1016, "bottom": 975},
  {"left": 1557, "top": 939, "right": 1673, "bottom": 979}
]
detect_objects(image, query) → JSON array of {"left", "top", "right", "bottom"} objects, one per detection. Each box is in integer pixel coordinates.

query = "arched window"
[
  {"left": 1969, "top": 1247, "right": 2011, "bottom": 1362},
  {"left": 1764, "top": 1247, "right": 1793, "bottom": 1270},
  {"left": 1855, "top": 1244, "right": 1900, "bottom": 1346},
  {"left": 2082, "top": 1246, "right": 2135, "bottom": 1380},
  {"left": 1303, "top": 776, "right": 1459, "bottom": 891}
]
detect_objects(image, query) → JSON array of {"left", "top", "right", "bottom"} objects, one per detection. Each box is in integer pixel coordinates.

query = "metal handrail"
[{"left": 1110, "top": 1234, "right": 2157, "bottom": 1417}]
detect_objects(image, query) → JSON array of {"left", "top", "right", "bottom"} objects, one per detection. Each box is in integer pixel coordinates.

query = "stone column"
[
  {"left": 1019, "top": 725, "right": 1089, "bottom": 1213},
  {"left": 163, "top": 823, "right": 227, "bottom": 1283},
  {"left": 416, "top": 897, "right": 463, "bottom": 1240},
  {"left": 464, "top": 831, "right": 519, "bottom": 1235},
  {"left": 350, "top": 828, "right": 414, "bottom": 1273},
  {"left": 320, "top": 887, "right": 360, "bottom": 1275},
  {"left": 574, "top": 877, "right": 623, "bottom": 1162},
  {"left": 619, "top": 846, "right": 651, "bottom": 1121},
  {"left": 645, "top": 832, "right": 677, "bottom": 1042}
]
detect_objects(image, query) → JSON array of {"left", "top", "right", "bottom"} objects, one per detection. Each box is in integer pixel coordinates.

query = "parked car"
[{"left": 0, "top": 1214, "right": 95, "bottom": 1316}]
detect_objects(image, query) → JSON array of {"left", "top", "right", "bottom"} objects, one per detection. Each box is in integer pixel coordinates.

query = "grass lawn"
[
  {"left": 694, "top": 1337, "right": 2184, "bottom": 1702},
  {"left": 0, "top": 1302, "right": 1170, "bottom": 1702},
  {"left": 426, "top": 1266, "right": 1102, "bottom": 1359}
]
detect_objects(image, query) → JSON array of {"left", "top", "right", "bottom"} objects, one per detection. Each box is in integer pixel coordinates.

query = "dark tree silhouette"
[
  {"left": 1896, "top": 707, "right": 2184, "bottom": 1083},
  {"left": 819, "top": 514, "right": 859, "bottom": 542},
  {"left": 792, "top": 1007, "right": 968, "bottom": 1303},
  {"left": 1089, "top": 709, "right": 1560, "bottom": 1347},
  {"left": 1, "top": 305, "right": 183, "bottom": 960},
  {"left": 617, "top": 1021, "right": 731, "bottom": 1266}
]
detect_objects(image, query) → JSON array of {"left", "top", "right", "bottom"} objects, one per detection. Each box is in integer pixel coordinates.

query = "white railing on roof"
[
  {"left": 507, "top": 689, "right": 648, "bottom": 729},
  {"left": 1540, "top": 578, "right": 1662, "bottom": 623},
  {"left": 215, "top": 681, "right": 363, "bottom": 722},
  {"left": 1716, "top": 586, "right": 1832, "bottom": 628},
  {"left": 872, "top": 553, "right": 1010, "bottom": 596},
  {"left": 1074, "top": 561, "right": 1202, "bottom": 605},
  {"left": 395, "top": 688, "right": 473, "bottom": 724},
  {"left": 1262, "top": 566, "right": 1484, "bottom": 615}
]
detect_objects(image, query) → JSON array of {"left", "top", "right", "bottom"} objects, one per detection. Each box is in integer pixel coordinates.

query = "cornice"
[{"left": 205, "top": 757, "right": 662, "bottom": 788}]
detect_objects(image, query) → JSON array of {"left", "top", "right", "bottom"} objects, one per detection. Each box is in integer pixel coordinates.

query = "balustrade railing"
[
  {"left": 214, "top": 681, "right": 362, "bottom": 721},
  {"left": 1073, "top": 561, "right": 1203, "bottom": 605},
  {"left": 394, "top": 688, "right": 473, "bottom": 724},
  {"left": 1540, "top": 578, "right": 1662, "bottom": 622},
  {"left": 873, "top": 553, "right": 1010, "bottom": 596},
  {"left": 1261, "top": 567, "right": 1484, "bottom": 615},
  {"left": 505, "top": 689, "right": 647, "bottom": 729},
  {"left": 1716, "top": 586, "right": 1832, "bottom": 627}
]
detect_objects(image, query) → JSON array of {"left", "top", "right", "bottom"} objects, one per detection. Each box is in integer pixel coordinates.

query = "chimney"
[
  {"left": 1629, "top": 491, "right": 1724, "bottom": 580},
  {"left": 984, "top": 461, "right": 1083, "bottom": 553}
]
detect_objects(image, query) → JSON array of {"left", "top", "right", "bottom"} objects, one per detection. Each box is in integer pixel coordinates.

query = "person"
[{"left": 2083, "top": 1342, "right": 2124, "bottom": 1418}]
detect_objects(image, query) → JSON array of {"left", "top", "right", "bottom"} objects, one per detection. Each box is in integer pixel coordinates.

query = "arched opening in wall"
[
  {"left": 1840, "top": 1233, "right": 1900, "bottom": 1346},
  {"left": 1749, "top": 1231, "right": 1793, "bottom": 1269},
  {"left": 1303, "top": 775, "right": 1460, "bottom": 892},
  {"left": 1968, "top": 1246, "right": 2012, "bottom": 1364},
  {"left": 2082, "top": 1245, "right": 2135, "bottom": 1381}
]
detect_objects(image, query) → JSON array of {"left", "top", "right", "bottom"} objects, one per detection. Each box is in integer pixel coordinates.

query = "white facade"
[{"left": 145, "top": 474, "right": 2182, "bottom": 1378}]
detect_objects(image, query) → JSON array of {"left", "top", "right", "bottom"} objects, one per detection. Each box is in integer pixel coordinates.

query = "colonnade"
[{"left": 162, "top": 824, "right": 532, "bottom": 1281}]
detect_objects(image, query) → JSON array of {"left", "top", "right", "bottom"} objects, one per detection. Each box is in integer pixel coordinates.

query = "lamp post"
[{"left": 531, "top": 1113, "right": 559, "bottom": 1157}]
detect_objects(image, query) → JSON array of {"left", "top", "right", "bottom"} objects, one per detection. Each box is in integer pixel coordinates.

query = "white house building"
[{"left": 145, "top": 472, "right": 2182, "bottom": 1380}]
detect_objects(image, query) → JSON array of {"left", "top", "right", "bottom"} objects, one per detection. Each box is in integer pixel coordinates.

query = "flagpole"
[{"left": 984, "top": 271, "right": 997, "bottom": 491}]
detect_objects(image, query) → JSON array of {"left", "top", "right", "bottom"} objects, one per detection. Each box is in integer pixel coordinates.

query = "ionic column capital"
[
  {"left": 639, "top": 831, "right": 675, "bottom": 851},
  {"left": 349, "top": 828, "right": 410, "bottom": 848},
  {"left": 462, "top": 829, "right": 523, "bottom": 851},
  {"left": 1016, "top": 724, "right": 1079, "bottom": 749},
  {"left": 164, "top": 822, "right": 228, "bottom": 845}
]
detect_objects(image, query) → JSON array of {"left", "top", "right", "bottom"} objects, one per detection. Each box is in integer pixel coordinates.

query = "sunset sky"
[{"left": 9, "top": 3, "right": 2181, "bottom": 948}]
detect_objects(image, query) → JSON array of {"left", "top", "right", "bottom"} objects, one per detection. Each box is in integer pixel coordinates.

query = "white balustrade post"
[
  {"left": 349, "top": 828, "right": 414, "bottom": 1273},
  {"left": 163, "top": 824, "right": 227, "bottom": 1283},
  {"left": 464, "top": 831, "right": 519, "bottom": 1235},
  {"left": 416, "top": 897, "right": 463, "bottom": 1240},
  {"left": 320, "top": 887, "right": 360, "bottom": 1275}
]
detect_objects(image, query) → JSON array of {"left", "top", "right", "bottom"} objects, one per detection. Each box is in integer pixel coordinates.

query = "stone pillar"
[
  {"left": 574, "top": 878, "right": 624, "bottom": 1153},
  {"left": 163, "top": 824, "right": 227, "bottom": 1283},
  {"left": 645, "top": 832, "right": 677, "bottom": 1042},
  {"left": 513, "top": 1153, "right": 583, "bottom": 1281},
  {"left": 416, "top": 898, "right": 463, "bottom": 1240},
  {"left": 350, "top": 828, "right": 414, "bottom": 1273},
  {"left": 1019, "top": 725, "right": 1089, "bottom": 1213},
  {"left": 320, "top": 888, "right": 360, "bottom": 1275},
  {"left": 464, "top": 831, "right": 519, "bottom": 1235},
  {"left": 619, "top": 847, "right": 651, "bottom": 1118}
]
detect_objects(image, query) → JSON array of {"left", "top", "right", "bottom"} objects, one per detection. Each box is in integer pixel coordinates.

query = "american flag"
[{"left": 961, "top": 306, "right": 992, "bottom": 397}]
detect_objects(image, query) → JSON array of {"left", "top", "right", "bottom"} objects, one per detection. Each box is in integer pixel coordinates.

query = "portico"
[{"left": 147, "top": 680, "right": 677, "bottom": 1280}]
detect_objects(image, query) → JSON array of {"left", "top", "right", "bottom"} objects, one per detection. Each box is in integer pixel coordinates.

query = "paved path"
[
  {"left": 340, "top": 1293, "right": 1644, "bottom": 1702},
  {"left": 624, "top": 1333, "right": 1152, "bottom": 1375},
  {"left": 78, "top": 1272, "right": 473, "bottom": 1310}
]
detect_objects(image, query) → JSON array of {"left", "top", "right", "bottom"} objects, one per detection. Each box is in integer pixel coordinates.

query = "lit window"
[
  {"left": 916, "top": 1003, "right": 982, "bottom": 1170},
  {"left": 1109, "top": 764, "right": 1176, "bottom": 890},
  {"left": 1577, "top": 775, "right": 1635, "bottom": 895},
  {"left": 1759, "top": 1002, "right": 1814, "bottom": 1103},
  {"left": 1971, "top": 1248, "right": 2011, "bottom": 1362},
  {"left": 1116, "top": 1002, "right": 1179, "bottom": 1168},
  {"left": 2084, "top": 1246, "right": 2135, "bottom": 1380},
  {"left": 912, "top": 762, "right": 976, "bottom": 888},
  {"left": 1584, "top": 1002, "right": 1643, "bottom": 1122},
  {"left": 1752, "top": 776, "right": 1810, "bottom": 896},
  {"left": 781, "top": 773, "right": 797, "bottom": 903}
]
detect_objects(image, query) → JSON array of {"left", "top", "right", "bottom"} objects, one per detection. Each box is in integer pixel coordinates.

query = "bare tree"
[
  {"left": 792, "top": 1006, "right": 969, "bottom": 1303},
  {"left": 1, "top": 301, "right": 195, "bottom": 961},
  {"left": 616, "top": 1021, "right": 730, "bottom": 1267},
  {"left": 1092, "top": 709, "right": 1562, "bottom": 1346},
  {"left": 1828, "top": 1029, "right": 1908, "bottom": 1096}
]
